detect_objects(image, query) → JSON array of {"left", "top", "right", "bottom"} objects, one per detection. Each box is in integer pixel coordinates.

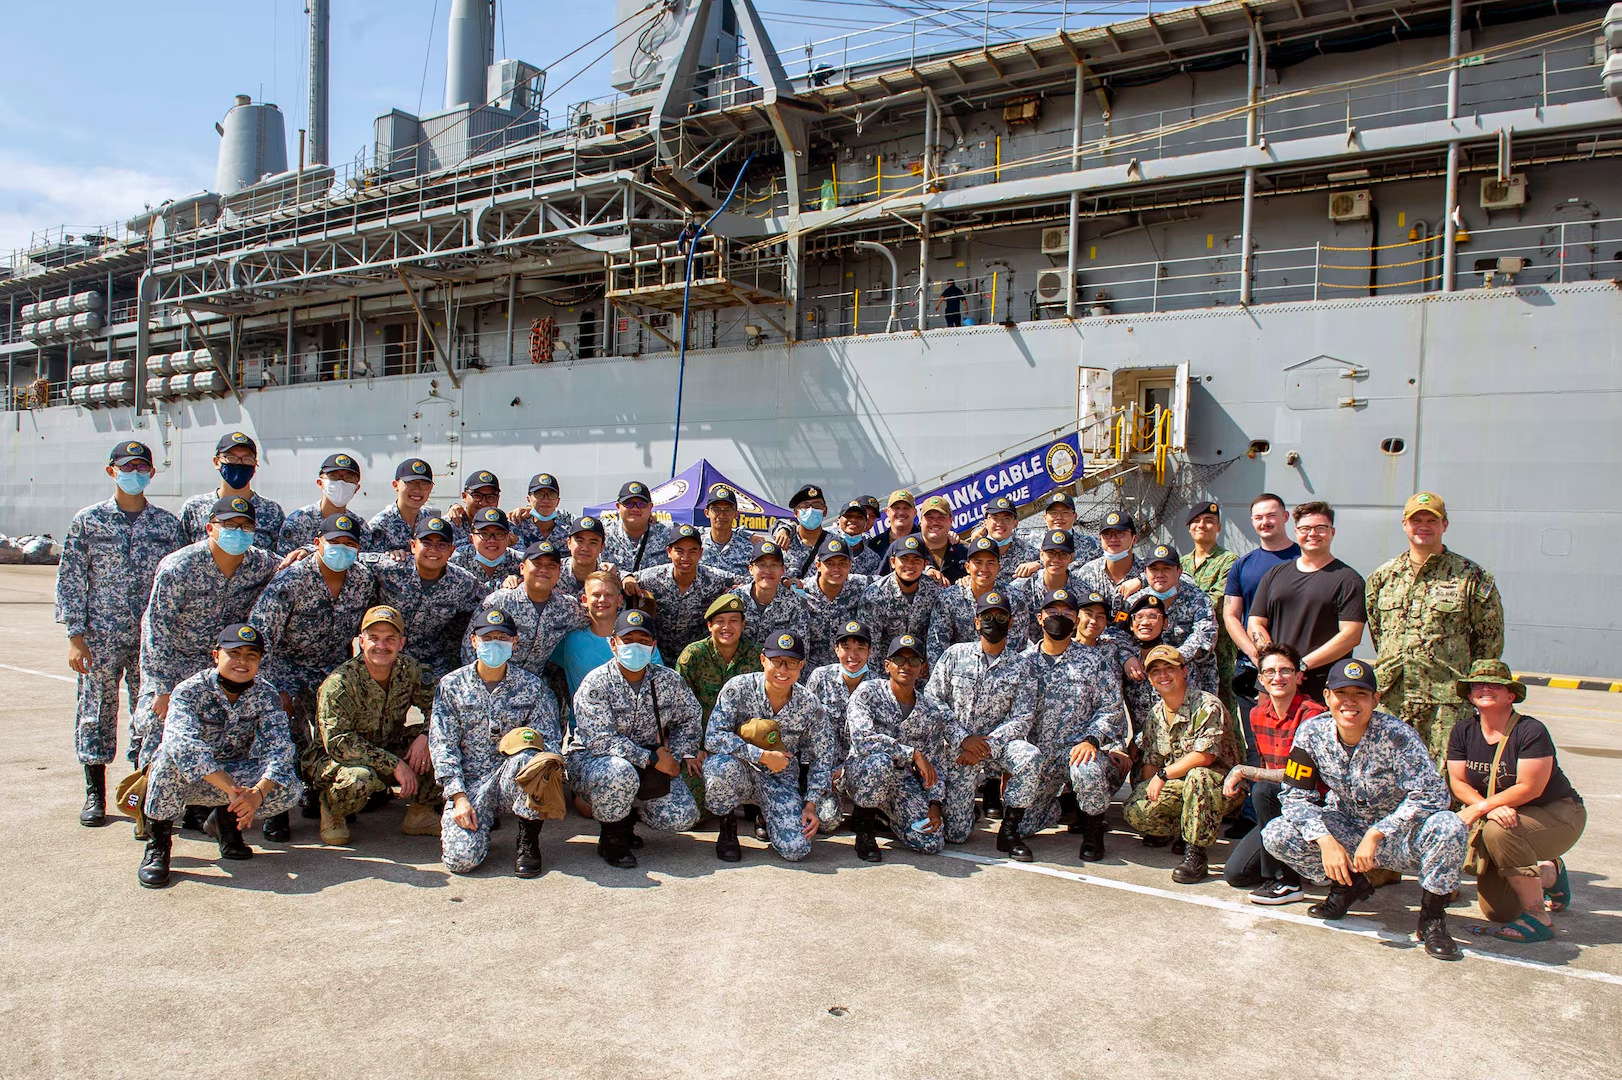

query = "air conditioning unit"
[
  {"left": 1036, "top": 270, "right": 1072, "bottom": 306},
  {"left": 1040, "top": 226, "right": 1070, "bottom": 255},
  {"left": 1328, "top": 190, "right": 1372, "bottom": 222},
  {"left": 1480, "top": 174, "right": 1527, "bottom": 210}
]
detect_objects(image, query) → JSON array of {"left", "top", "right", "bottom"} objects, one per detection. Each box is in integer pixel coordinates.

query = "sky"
[{"left": 0, "top": 1, "right": 1157, "bottom": 256}]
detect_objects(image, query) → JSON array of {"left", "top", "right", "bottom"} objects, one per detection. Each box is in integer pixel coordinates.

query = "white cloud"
[{"left": 0, "top": 150, "right": 210, "bottom": 258}]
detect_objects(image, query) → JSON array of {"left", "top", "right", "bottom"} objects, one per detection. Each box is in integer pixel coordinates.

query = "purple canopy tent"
[{"left": 584, "top": 460, "right": 793, "bottom": 533}]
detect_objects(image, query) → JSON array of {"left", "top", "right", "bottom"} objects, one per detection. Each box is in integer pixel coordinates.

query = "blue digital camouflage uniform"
[
  {"left": 926, "top": 582, "right": 1028, "bottom": 663},
  {"left": 630, "top": 563, "right": 744, "bottom": 662},
  {"left": 179, "top": 490, "right": 285, "bottom": 551},
  {"left": 54, "top": 499, "right": 185, "bottom": 764},
  {"left": 702, "top": 672, "right": 838, "bottom": 860},
  {"left": 508, "top": 508, "right": 575, "bottom": 548},
  {"left": 276, "top": 503, "right": 332, "bottom": 555},
  {"left": 925, "top": 643, "right": 1042, "bottom": 843},
  {"left": 1122, "top": 689, "right": 1244, "bottom": 847},
  {"left": 364, "top": 503, "right": 441, "bottom": 553},
  {"left": 805, "top": 663, "right": 877, "bottom": 765},
  {"left": 778, "top": 529, "right": 833, "bottom": 579},
  {"left": 1019, "top": 524, "right": 1103, "bottom": 566},
  {"left": 845, "top": 680, "right": 950, "bottom": 854},
  {"left": 603, "top": 518, "right": 674, "bottom": 571},
  {"left": 556, "top": 557, "right": 610, "bottom": 597},
  {"left": 568, "top": 662, "right": 703, "bottom": 830},
  {"left": 699, "top": 527, "right": 759, "bottom": 576},
  {"left": 992, "top": 532, "right": 1043, "bottom": 586},
  {"left": 462, "top": 585, "right": 588, "bottom": 679},
  {"left": 142, "top": 670, "right": 302, "bottom": 824},
  {"left": 449, "top": 543, "right": 524, "bottom": 589},
  {"left": 368, "top": 558, "right": 486, "bottom": 679},
  {"left": 856, "top": 575, "right": 942, "bottom": 656},
  {"left": 1263, "top": 710, "right": 1469, "bottom": 894},
  {"left": 133, "top": 541, "right": 281, "bottom": 765},
  {"left": 1071, "top": 554, "right": 1148, "bottom": 649},
  {"left": 844, "top": 536, "right": 885, "bottom": 579},
  {"left": 1113, "top": 581, "right": 1217, "bottom": 691},
  {"left": 727, "top": 583, "right": 811, "bottom": 650},
  {"left": 799, "top": 575, "right": 871, "bottom": 670},
  {"left": 1021, "top": 640, "right": 1129, "bottom": 834},
  {"left": 429, "top": 663, "right": 561, "bottom": 872}
]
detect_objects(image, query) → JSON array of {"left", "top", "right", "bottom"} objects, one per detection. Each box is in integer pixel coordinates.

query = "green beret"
[{"left": 705, "top": 594, "right": 746, "bottom": 621}]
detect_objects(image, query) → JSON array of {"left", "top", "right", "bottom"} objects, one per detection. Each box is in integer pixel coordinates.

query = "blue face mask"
[
  {"left": 533, "top": 510, "right": 558, "bottom": 522},
  {"left": 1104, "top": 547, "right": 1133, "bottom": 562},
  {"left": 214, "top": 527, "right": 254, "bottom": 556},
  {"left": 114, "top": 470, "right": 152, "bottom": 494},
  {"left": 992, "top": 533, "right": 1013, "bottom": 549},
  {"left": 843, "top": 661, "right": 869, "bottom": 678},
  {"left": 796, "top": 507, "right": 825, "bottom": 530},
  {"left": 475, "top": 639, "right": 513, "bottom": 668},
  {"left": 320, "top": 544, "right": 359, "bottom": 572},
  {"left": 615, "top": 641, "right": 654, "bottom": 671},
  {"left": 219, "top": 462, "right": 256, "bottom": 489},
  {"left": 473, "top": 548, "right": 506, "bottom": 567},
  {"left": 1149, "top": 585, "right": 1178, "bottom": 601}
]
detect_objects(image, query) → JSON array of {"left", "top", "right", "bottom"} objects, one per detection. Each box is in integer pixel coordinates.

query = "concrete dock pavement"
[{"left": 1, "top": 565, "right": 1619, "bottom": 1078}]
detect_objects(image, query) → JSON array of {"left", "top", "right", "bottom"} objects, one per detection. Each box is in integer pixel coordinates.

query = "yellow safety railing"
[{"left": 1319, "top": 236, "right": 1446, "bottom": 290}]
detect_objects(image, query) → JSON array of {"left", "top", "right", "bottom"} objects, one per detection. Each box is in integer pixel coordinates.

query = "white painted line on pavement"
[
  {"left": 0, "top": 663, "right": 76, "bottom": 683},
  {"left": 941, "top": 849, "right": 1622, "bottom": 987}
]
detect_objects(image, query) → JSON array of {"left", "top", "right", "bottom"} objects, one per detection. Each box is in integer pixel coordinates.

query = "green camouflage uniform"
[
  {"left": 675, "top": 636, "right": 763, "bottom": 810},
  {"left": 1123, "top": 689, "right": 1243, "bottom": 847},
  {"left": 1182, "top": 545, "right": 1239, "bottom": 717},
  {"left": 1365, "top": 547, "right": 1504, "bottom": 767},
  {"left": 302, "top": 652, "right": 441, "bottom": 817}
]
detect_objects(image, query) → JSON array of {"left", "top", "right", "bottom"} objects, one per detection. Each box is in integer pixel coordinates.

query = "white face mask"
[{"left": 322, "top": 479, "right": 359, "bottom": 507}]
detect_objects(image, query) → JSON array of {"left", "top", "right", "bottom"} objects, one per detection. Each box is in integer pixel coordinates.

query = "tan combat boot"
[
  {"left": 401, "top": 801, "right": 441, "bottom": 836},
  {"left": 319, "top": 800, "right": 350, "bottom": 846}
]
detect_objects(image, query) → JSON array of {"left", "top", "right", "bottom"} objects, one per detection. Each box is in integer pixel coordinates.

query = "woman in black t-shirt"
[{"left": 1445, "top": 661, "right": 1585, "bottom": 942}]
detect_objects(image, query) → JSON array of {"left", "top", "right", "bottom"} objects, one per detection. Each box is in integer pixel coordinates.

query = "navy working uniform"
[
  {"left": 845, "top": 655, "right": 951, "bottom": 854},
  {"left": 1023, "top": 635, "right": 1129, "bottom": 833}
]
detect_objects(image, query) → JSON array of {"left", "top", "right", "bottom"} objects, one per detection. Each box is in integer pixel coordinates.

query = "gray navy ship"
[{"left": 2, "top": 0, "right": 1619, "bottom": 675}]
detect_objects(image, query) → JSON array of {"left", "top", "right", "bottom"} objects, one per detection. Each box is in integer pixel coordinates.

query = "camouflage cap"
[
  {"left": 1455, "top": 658, "right": 1526, "bottom": 703},
  {"left": 1403, "top": 492, "right": 1447, "bottom": 521},
  {"left": 1142, "top": 644, "right": 1185, "bottom": 670}
]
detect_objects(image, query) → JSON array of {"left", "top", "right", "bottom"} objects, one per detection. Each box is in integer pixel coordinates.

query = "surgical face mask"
[
  {"left": 533, "top": 509, "right": 558, "bottom": 522},
  {"left": 321, "top": 478, "right": 358, "bottom": 507},
  {"left": 616, "top": 641, "right": 654, "bottom": 672},
  {"left": 992, "top": 533, "right": 1013, "bottom": 548},
  {"left": 320, "top": 544, "right": 359, "bottom": 572},
  {"left": 796, "top": 507, "right": 825, "bottom": 530},
  {"left": 1104, "top": 547, "right": 1133, "bottom": 562},
  {"left": 473, "top": 549, "right": 506, "bottom": 567},
  {"left": 114, "top": 470, "right": 152, "bottom": 494},
  {"left": 978, "top": 617, "right": 1011, "bottom": 644},
  {"left": 214, "top": 527, "right": 254, "bottom": 556},
  {"left": 1148, "top": 585, "right": 1178, "bottom": 601},
  {"left": 475, "top": 639, "right": 513, "bottom": 668},
  {"left": 1042, "top": 614, "right": 1076, "bottom": 641},
  {"left": 842, "top": 661, "right": 869, "bottom": 678},
  {"left": 219, "top": 462, "right": 256, "bottom": 489}
]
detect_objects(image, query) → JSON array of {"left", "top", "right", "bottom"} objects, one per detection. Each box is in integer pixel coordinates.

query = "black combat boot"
[
  {"left": 363, "top": 790, "right": 393, "bottom": 813},
  {"left": 515, "top": 819, "right": 544, "bottom": 878},
  {"left": 996, "top": 808, "right": 1034, "bottom": 862},
  {"left": 852, "top": 807, "right": 882, "bottom": 863},
  {"left": 627, "top": 807, "right": 645, "bottom": 849},
  {"left": 79, "top": 764, "right": 107, "bottom": 827},
  {"left": 1141, "top": 833, "right": 1171, "bottom": 848},
  {"left": 207, "top": 807, "right": 254, "bottom": 860},
  {"left": 1418, "top": 889, "right": 1463, "bottom": 961},
  {"left": 138, "top": 820, "right": 173, "bottom": 889},
  {"left": 261, "top": 810, "right": 291, "bottom": 843},
  {"left": 180, "top": 805, "right": 211, "bottom": 832},
  {"left": 299, "top": 788, "right": 320, "bottom": 819},
  {"left": 1171, "top": 842, "right": 1209, "bottom": 883},
  {"left": 1079, "top": 812, "right": 1107, "bottom": 861},
  {"left": 1059, "top": 790, "right": 1083, "bottom": 833},
  {"left": 1171, "top": 837, "right": 1187, "bottom": 856},
  {"left": 715, "top": 813, "right": 742, "bottom": 862},
  {"left": 1308, "top": 872, "right": 1375, "bottom": 919},
  {"left": 980, "top": 778, "right": 1004, "bottom": 820},
  {"left": 597, "top": 816, "right": 637, "bottom": 868}
]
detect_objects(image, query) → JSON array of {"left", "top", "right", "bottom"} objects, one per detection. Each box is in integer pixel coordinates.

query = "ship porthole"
[
  {"left": 1380, "top": 438, "right": 1406, "bottom": 455},
  {"left": 1248, "top": 439, "right": 1270, "bottom": 457}
]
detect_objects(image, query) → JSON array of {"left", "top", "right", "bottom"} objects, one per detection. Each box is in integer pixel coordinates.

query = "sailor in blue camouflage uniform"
[
  {"left": 368, "top": 514, "right": 485, "bottom": 679},
  {"left": 625, "top": 523, "right": 744, "bottom": 661},
  {"left": 980, "top": 497, "right": 1042, "bottom": 586},
  {"left": 136, "top": 624, "right": 301, "bottom": 889},
  {"left": 569, "top": 609, "right": 704, "bottom": 867},
  {"left": 857, "top": 534, "right": 942, "bottom": 654},
  {"left": 725, "top": 540, "right": 811, "bottom": 647},
  {"left": 178, "top": 431, "right": 285, "bottom": 550},
  {"left": 1263, "top": 657, "right": 1468, "bottom": 960},
  {"left": 249, "top": 511, "right": 377, "bottom": 838},
  {"left": 1021, "top": 589, "right": 1129, "bottom": 860},
  {"left": 465, "top": 539, "right": 589, "bottom": 678},
  {"left": 506, "top": 472, "right": 575, "bottom": 547},
  {"left": 1120, "top": 594, "right": 1174, "bottom": 732},
  {"left": 558, "top": 515, "right": 612, "bottom": 596},
  {"left": 1070, "top": 509, "right": 1147, "bottom": 647},
  {"left": 1118, "top": 543, "right": 1218, "bottom": 692},
  {"left": 927, "top": 537, "right": 1026, "bottom": 663},
  {"left": 926, "top": 590, "right": 1041, "bottom": 859},
  {"left": 56, "top": 440, "right": 186, "bottom": 824},
  {"left": 796, "top": 538, "right": 871, "bottom": 670},
  {"left": 845, "top": 635, "right": 951, "bottom": 861},
  {"left": 602, "top": 480, "right": 674, "bottom": 571},
  {"left": 704, "top": 632, "right": 837, "bottom": 862},
  {"left": 830, "top": 500, "right": 884, "bottom": 577},
  {"left": 431, "top": 607, "right": 561, "bottom": 877},
  {"left": 806, "top": 620, "right": 877, "bottom": 770},
  {"left": 365, "top": 457, "right": 439, "bottom": 553},
  {"left": 776, "top": 484, "right": 834, "bottom": 578},
  {"left": 1009, "top": 528, "right": 1085, "bottom": 646},
  {"left": 698, "top": 485, "right": 759, "bottom": 576},
  {"left": 1016, "top": 492, "right": 1104, "bottom": 568},
  {"left": 441, "top": 469, "right": 502, "bottom": 544},
  {"left": 276, "top": 451, "right": 364, "bottom": 555},
  {"left": 132, "top": 496, "right": 280, "bottom": 769},
  {"left": 449, "top": 506, "right": 524, "bottom": 588}
]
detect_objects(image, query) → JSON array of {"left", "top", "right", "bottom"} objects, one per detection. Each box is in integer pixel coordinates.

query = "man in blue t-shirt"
[{"left": 1223, "top": 493, "right": 1300, "bottom": 728}]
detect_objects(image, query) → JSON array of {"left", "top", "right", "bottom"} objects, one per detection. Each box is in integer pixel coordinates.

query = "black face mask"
[
  {"left": 1042, "top": 614, "right": 1076, "bottom": 641},
  {"left": 977, "top": 617, "right": 1010, "bottom": 644},
  {"left": 218, "top": 673, "right": 256, "bottom": 694}
]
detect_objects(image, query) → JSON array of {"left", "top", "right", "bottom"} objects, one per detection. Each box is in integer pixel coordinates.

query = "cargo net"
[{"left": 1064, "top": 458, "right": 1241, "bottom": 538}]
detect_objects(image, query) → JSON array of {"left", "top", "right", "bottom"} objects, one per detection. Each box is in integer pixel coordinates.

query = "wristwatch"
[{"left": 1155, "top": 766, "right": 1169, "bottom": 782}]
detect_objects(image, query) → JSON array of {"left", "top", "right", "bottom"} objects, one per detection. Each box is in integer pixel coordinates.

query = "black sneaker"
[{"left": 1249, "top": 878, "right": 1304, "bottom": 906}]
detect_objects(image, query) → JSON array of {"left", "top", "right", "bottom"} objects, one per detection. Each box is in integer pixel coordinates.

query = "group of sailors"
[{"left": 55, "top": 434, "right": 1586, "bottom": 960}]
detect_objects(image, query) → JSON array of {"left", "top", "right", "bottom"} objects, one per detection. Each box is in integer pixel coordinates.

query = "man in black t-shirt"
[{"left": 1247, "top": 501, "right": 1366, "bottom": 701}]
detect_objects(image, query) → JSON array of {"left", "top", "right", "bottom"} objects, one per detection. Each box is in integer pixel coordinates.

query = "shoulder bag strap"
[{"left": 632, "top": 525, "right": 651, "bottom": 572}]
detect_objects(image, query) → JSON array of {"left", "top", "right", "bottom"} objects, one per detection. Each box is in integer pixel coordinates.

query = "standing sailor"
[
  {"left": 699, "top": 486, "right": 760, "bottom": 576},
  {"left": 277, "top": 452, "right": 363, "bottom": 555},
  {"left": 1181, "top": 501, "right": 1240, "bottom": 717},
  {"left": 368, "top": 514, "right": 485, "bottom": 680},
  {"left": 178, "top": 431, "right": 285, "bottom": 549},
  {"left": 366, "top": 457, "right": 437, "bottom": 553},
  {"left": 602, "top": 480, "right": 673, "bottom": 571},
  {"left": 507, "top": 472, "right": 575, "bottom": 547}
]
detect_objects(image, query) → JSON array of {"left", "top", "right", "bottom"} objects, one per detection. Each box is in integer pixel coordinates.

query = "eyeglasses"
[
  {"left": 1259, "top": 668, "right": 1298, "bottom": 680},
  {"left": 117, "top": 462, "right": 154, "bottom": 474},
  {"left": 1296, "top": 524, "right": 1333, "bottom": 535},
  {"left": 889, "top": 655, "right": 925, "bottom": 670}
]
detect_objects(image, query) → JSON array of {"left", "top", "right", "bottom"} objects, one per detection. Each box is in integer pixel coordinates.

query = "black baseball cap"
[
  {"left": 1145, "top": 542, "right": 1180, "bottom": 567},
  {"left": 1077, "top": 590, "right": 1109, "bottom": 611},
  {"left": 763, "top": 631, "right": 807, "bottom": 660},
  {"left": 1044, "top": 492, "right": 1077, "bottom": 511},
  {"left": 568, "top": 516, "right": 606, "bottom": 538},
  {"left": 1325, "top": 657, "right": 1378, "bottom": 693},
  {"left": 1041, "top": 529, "right": 1074, "bottom": 553},
  {"left": 667, "top": 523, "right": 703, "bottom": 548},
  {"left": 705, "top": 485, "right": 738, "bottom": 508},
  {"left": 210, "top": 495, "right": 256, "bottom": 523},
  {"left": 887, "top": 634, "right": 924, "bottom": 659},
  {"left": 614, "top": 608, "right": 655, "bottom": 637},
  {"left": 836, "top": 619, "right": 872, "bottom": 644},
  {"left": 528, "top": 472, "right": 560, "bottom": 494},
  {"left": 415, "top": 515, "right": 455, "bottom": 542},
  {"left": 788, "top": 484, "right": 825, "bottom": 508},
  {"left": 887, "top": 535, "right": 926, "bottom": 560},
  {"left": 216, "top": 623, "right": 265, "bottom": 651},
  {"left": 110, "top": 440, "right": 154, "bottom": 466},
  {"left": 215, "top": 432, "right": 256, "bottom": 455},
  {"left": 975, "top": 590, "right": 1012, "bottom": 615},
  {"left": 321, "top": 512, "right": 363, "bottom": 542},
  {"left": 985, "top": 497, "right": 1018, "bottom": 516},
  {"left": 750, "top": 539, "right": 785, "bottom": 563},
  {"left": 858, "top": 495, "right": 881, "bottom": 512},
  {"left": 471, "top": 607, "right": 518, "bottom": 637},
  {"left": 966, "top": 536, "right": 999, "bottom": 559},
  {"left": 1042, "top": 587, "right": 1080, "bottom": 611},
  {"left": 618, "top": 480, "right": 651, "bottom": 503},
  {"left": 463, "top": 470, "right": 499, "bottom": 493},
  {"left": 320, "top": 452, "right": 359, "bottom": 475},
  {"left": 1100, "top": 510, "right": 1136, "bottom": 533},
  {"left": 472, "top": 507, "right": 510, "bottom": 532},
  {"left": 396, "top": 458, "right": 433, "bottom": 482},
  {"left": 1186, "top": 500, "right": 1220, "bottom": 525},
  {"left": 818, "top": 537, "right": 852, "bottom": 561},
  {"left": 839, "top": 500, "right": 867, "bottom": 517},
  {"left": 523, "top": 539, "right": 563, "bottom": 562}
]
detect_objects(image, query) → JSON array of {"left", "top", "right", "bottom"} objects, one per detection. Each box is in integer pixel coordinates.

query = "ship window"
[
  {"left": 1380, "top": 437, "right": 1406, "bottom": 455},
  {"left": 1248, "top": 439, "right": 1270, "bottom": 456}
]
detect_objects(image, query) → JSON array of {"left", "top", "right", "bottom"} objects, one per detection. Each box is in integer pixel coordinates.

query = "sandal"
[
  {"left": 1474, "top": 913, "right": 1555, "bottom": 943},
  {"left": 1545, "top": 858, "right": 1571, "bottom": 913}
]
